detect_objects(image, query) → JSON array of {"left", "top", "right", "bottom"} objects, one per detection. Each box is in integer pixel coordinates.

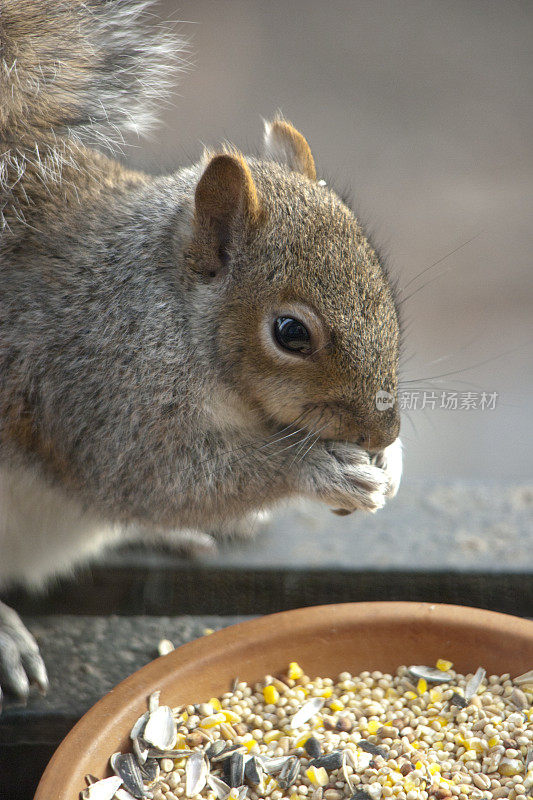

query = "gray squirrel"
[{"left": 0, "top": 0, "right": 402, "bottom": 704}]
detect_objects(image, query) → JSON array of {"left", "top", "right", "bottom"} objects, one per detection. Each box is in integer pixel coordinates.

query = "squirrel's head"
[{"left": 185, "top": 118, "right": 400, "bottom": 452}]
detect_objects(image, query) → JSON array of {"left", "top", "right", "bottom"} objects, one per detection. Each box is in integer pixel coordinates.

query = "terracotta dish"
[{"left": 35, "top": 602, "right": 533, "bottom": 799}]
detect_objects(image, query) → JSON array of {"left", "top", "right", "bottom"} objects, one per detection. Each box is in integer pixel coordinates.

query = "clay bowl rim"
[{"left": 35, "top": 601, "right": 533, "bottom": 799}]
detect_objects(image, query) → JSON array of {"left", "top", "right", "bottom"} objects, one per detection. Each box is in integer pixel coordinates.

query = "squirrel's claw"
[{"left": 0, "top": 601, "right": 48, "bottom": 706}]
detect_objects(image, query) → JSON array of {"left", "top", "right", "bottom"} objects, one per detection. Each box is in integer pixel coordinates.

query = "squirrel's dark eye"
[{"left": 273, "top": 316, "right": 312, "bottom": 355}]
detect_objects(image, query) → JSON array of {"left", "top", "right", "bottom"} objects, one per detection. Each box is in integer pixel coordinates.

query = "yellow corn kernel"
[
  {"left": 263, "top": 730, "right": 282, "bottom": 744},
  {"left": 209, "top": 697, "right": 222, "bottom": 712},
  {"left": 436, "top": 658, "right": 453, "bottom": 672},
  {"left": 429, "top": 688, "right": 442, "bottom": 703},
  {"left": 263, "top": 685, "right": 280, "bottom": 705},
  {"left": 313, "top": 718, "right": 324, "bottom": 730},
  {"left": 179, "top": 711, "right": 189, "bottom": 722},
  {"left": 320, "top": 688, "right": 333, "bottom": 698},
  {"left": 200, "top": 712, "right": 226, "bottom": 728},
  {"left": 222, "top": 710, "right": 242, "bottom": 723},
  {"left": 433, "top": 742, "right": 444, "bottom": 751},
  {"left": 429, "top": 763, "right": 440, "bottom": 774},
  {"left": 329, "top": 699, "right": 344, "bottom": 712},
  {"left": 415, "top": 761, "right": 424, "bottom": 771},
  {"left": 417, "top": 678, "right": 428, "bottom": 695},
  {"left": 386, "top": 688, "right": 399, "bottom": 699},
  {"left": 295, "top": 733, "right": 312, "bottom": 747},
  {"left": 306, "top": 766, "right": 328, "bottom": 787},
  {"left": 174, "top": 733, "right": 188, "bottom": 749},
  {"left": 367, "top": 719, "right": 380, "bottom": 734},
  {"left": 488, "top": 735, "right": 499, "bottom": 748},
  {"left": 411, "top": 741, "right": 420, "bottom": 750},
  {"left": 290, "top": 794, "right": 300, "bottom": 800},
  {"left": 243, "top": 738, "right": 258, "bottom": 752},
  {"left": 288, "top": 662, "right": 305, "bottom": 680},
  {"left": 404, "top": 691, "right": 417, "bottom": 700},
  {"left": 436, "top": 717, "right": 448, "bottom": 728}
]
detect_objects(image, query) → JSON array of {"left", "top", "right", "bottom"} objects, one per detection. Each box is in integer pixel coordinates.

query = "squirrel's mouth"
[{"left": 266, "top": 401, "right": 400, "bottom": 453}]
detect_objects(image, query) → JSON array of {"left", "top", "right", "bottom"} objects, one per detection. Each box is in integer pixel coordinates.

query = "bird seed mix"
[{"left": 81, "top": 660, "right": 533, "bottom": 800}]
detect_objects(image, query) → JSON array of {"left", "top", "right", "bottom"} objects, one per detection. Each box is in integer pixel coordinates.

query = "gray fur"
[{"left": 0, "top": 0, "right": 402, "bottom": 697}]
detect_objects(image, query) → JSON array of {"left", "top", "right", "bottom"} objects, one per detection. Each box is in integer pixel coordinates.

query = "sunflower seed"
[
  {"left": 131, "top": 712, "right": 149, "bottom": 742},
  {"left": 407, "top": 665, "right": 453, "bottom": 683},
  {"left": 509, "top": 688, "right": 528, "bottom": 710},
  {"left": 133, "top": 737, "right": 149, "bottom": 766},
  {"left": 290, "top": 697, "right": 325, "bottom": 729},
  {"left": 244, "top": 756, "right": 264, "bottom": 790},
  {"left": 465, "top": 667, "right": 486, "bottom": 701},
  {"left": 115, "top": 790, "right": 140, "bottom": 800},
  {"left": 350, "top": 791, "right": 372, "bottom": 800},
  {"left": 223, "top": 751, "right": 245, "bottom": 788},
  {"left": 110, "top": 753, "right": 148, "bottom": 799},
  {"left": 278, "top": 756, "right": 300, "bottom": 789},
  {"left": 146, "top": 748, "right": 191, "bottom": 759},
  {"left": 80, "top": 776, "right": 123, "bottom": 800},
  {"left": 260, "top": 755, "right": 290, "bottom": 775},
  {"left": 186, "top": 751, "right": 209, "bottom": 797},
  {"left": 148, "top": 691, "right": 160, "bottom": 714},
  {"left": 450, "top": 692, "right": 468, "bottom": 708},
  {"left": 304, "top": 737, "right": 322, "bottom": 758},
  {"left": 341, "top": 751, "right": 354, "bottom": 792},
  {"left": 358, "top": 740, "right": 387, "bottom": 758},
  {"left": 207, "top": 774, "right": 232, "bottom": 799},
  {"left": 143, "top": 706, "right": 177, "bottom": 751},
  {"left": 310, "top": 751, "right": 344, "bottom": 770},
  {"left": 514, "top": 670, "right": 533, "bottom": 685},
  {"left": 206, "top": 740, "right": 228, "bottom": 760},
  {"left": 139, "top": 758, "right": 160, "bottom": 783},
  {"left": 211, "top": 745, "right": 247, "bottom": 763},
  {"left": 237, "top": 788, "right": 248, "bottom": 800}
]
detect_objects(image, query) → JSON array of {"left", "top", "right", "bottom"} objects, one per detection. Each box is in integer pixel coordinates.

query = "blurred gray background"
[{"left": 129, "top": 0, "right": 532, "bottom": 481}]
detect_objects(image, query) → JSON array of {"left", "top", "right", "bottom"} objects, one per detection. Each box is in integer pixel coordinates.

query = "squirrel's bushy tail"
[{"left": 0, "top": 0, "right": 186, "bottom": 228}]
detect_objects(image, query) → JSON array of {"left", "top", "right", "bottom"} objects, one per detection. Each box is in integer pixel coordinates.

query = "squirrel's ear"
[
  {"left": 192, "top": 153, "right": 262, "bottom": 276},
  {"left": 263, "top": 118, "right": 317, "bottom": 181}
]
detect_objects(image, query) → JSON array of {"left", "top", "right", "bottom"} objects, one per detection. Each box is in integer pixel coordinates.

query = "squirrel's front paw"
[
  {"left": 0, "top": 601, "right": 48, "bottom": 708},
  {"left": 371, "top": 437, "right": 403, "bottom": 498},
  {"left": 303, "top": 442, "right": 390, "bottom": 513}
]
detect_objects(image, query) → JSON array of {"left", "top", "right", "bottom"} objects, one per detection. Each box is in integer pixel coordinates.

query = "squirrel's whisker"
[{"left": 397, "top": 231, "right": 482, "bottom": 298}]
